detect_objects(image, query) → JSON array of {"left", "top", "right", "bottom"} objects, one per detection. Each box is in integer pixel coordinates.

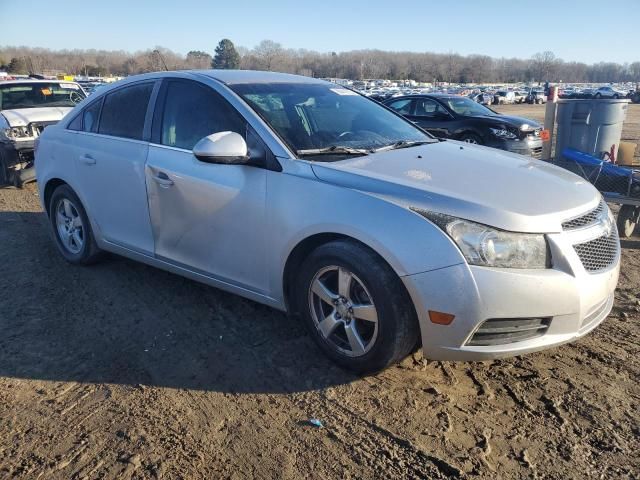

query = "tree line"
[{"left": 1, "top": 39, "right": 639, "bottom": 84}]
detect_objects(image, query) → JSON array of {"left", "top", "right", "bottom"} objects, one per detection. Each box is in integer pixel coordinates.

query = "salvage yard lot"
[{"left": 0, "top": 119, "right": 639, "bottom": 478}]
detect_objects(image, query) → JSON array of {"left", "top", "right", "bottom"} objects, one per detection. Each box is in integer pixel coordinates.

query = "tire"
[
  {"left": 617, "top": 205, "right": 639, "bottom": 238},
  {"left": 595, "top": 93, "right": 602, "bottom": 99},
  {"left": 0, "top": 150, "right": 8, "bottom": 186},
  {"left": 295, "top": 240, "right": 419, "bottom": 374},
  {"left": 459, "top": 132, "right": 483, "bottom": 145},
  {"left": 49, "top": 184, "right": 103, "bottom": 264},
  {"left": 613, "top": 94, "right": 619, "bottom": 99}
]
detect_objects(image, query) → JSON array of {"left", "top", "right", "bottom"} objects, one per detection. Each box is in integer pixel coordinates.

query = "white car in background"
[
  {"left": 35, "top": 70, "right": 620, "bottom": 372},
  {"left": 593, "top": 85, "right": 628, "bottom": 99},
  {"left": 0, "top": 79, "right": 86, "bottom": 186}
]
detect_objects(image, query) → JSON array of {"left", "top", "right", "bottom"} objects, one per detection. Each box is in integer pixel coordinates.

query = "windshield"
[
  {"left": 0, "top": 82, "right": 86, "bottom": 110},
  {"left": 444, "top": 97, "right": 495, "bottom": 116},
  {"left": 230, "top": 82, "right": 433, "bottom": 160}
]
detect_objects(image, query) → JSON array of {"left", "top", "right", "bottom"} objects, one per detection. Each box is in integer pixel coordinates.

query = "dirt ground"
[{"left": 1, "top": 135, "right": 639, "bottom": 479}]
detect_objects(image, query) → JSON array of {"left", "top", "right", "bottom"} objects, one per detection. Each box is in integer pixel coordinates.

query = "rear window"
[{"left": 98, "top": 83, "right": 153, "bottom": 140}]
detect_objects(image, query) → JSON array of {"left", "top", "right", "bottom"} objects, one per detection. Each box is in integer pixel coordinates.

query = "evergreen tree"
[{"left": 213, "top": 39, "right": 240, "bottom": 69}]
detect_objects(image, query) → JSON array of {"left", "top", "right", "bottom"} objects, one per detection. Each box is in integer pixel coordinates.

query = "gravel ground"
[{"left": 1, "top": 141, "right": 639, "bottom": 479}]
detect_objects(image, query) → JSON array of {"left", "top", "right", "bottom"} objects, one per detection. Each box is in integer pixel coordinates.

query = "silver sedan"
[{"left": 35, "top": 70, "right": 620, "bottom": 373}]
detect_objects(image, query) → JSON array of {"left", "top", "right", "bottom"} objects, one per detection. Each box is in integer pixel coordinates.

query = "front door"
[{"left": 145, "top": 79, "right": 268, "bottom": 293}]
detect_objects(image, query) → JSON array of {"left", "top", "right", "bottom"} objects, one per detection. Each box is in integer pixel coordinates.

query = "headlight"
[
  {"left": 3, "top": 126, "right": 33, "bottom": 140},
  {"left": 412, "top": 209, "right": 550, "bottom": 269},
  {"left": 519, "top": 124, "right": 530, "bottom": 131},
  {"left": 489, "top": 127, "right": 517, "bottom": 140}
]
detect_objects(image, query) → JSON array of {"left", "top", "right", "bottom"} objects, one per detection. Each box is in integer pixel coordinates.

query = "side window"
[
  {"left": 414, "top": 99, "right": 447, "bottom": 117},
  {"left": 98, "top": 83, "right": 153, "bottom": 140},
  {"left": 160, "top": 81, "right": 244, "bottom": 150},
  {"left": 82, "top": 100, "right": 102, "bottom": 133},
  {"left": 68, "top": 112, "right": 82, "bottom": 130},
  {"left": 388, "top": 99, "right": 412, "bottom": 115}
]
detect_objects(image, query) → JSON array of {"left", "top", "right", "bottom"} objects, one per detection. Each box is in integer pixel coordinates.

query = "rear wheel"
[
  {"left": 617, "top": 205, "right": 639, "bottom": 238},
  {"left": 296, "top": 240, "right": 419, "bottom": 374},
  {"left": 49, "top": 184, "right": 103, "bottom": 264},
  {"left": 595, "top": 93, "right": 602, "bottom": 99}
]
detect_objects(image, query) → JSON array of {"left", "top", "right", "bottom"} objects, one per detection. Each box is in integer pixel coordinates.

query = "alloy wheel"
[
  {"left": 308, "top": 266, "right": 379, "bottom": 357},
  {"left": 55, "top": 198, "right": 85, "bottom": 254}
]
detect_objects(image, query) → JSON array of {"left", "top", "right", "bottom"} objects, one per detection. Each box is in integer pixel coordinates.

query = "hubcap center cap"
[{"left": 335, "top": 298, "right": 351, "bottom": 319}]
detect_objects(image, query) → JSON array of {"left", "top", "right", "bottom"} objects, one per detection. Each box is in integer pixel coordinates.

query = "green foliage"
[{"left": 213, "top": 39, "right": 240, "bottom": 70}]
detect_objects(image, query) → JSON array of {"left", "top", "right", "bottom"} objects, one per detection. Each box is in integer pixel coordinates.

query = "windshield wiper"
[
  {"left": 371, "top": 140, "right": 434, "bottom": 153},
  {"left": 296, "top": 146, "right": 371, "bottom": 156}
]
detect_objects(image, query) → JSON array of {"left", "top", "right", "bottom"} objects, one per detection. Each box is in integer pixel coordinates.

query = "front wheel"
[
  {"left": 296, "top": 240, "right": 419, "bottom": 374},
  {"left": 617, "top": 205, "right": 639, "bottom": 238}
]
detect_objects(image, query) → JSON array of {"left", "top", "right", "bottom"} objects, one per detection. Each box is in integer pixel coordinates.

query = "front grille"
[
  {"left": 530, "top": 146, "right": 542, "bottom": 159},
  {"left": 562, "top": 201, "right": 605, "bottom": 230},
  {"left": 573, "top": 230, "right": 619, "bottom": 272},
  {"left": 467, "top": 318, "right": 551, "bottom": 346}
]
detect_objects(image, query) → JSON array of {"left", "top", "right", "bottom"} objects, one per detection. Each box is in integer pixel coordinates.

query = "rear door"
[{"left": 72, "top": 81, "right": 157, "bottom": 254}]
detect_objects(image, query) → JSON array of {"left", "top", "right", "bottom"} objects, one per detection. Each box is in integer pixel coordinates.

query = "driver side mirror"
[{"left": 193, "top": 131, "right": 249, "bottom": 165}]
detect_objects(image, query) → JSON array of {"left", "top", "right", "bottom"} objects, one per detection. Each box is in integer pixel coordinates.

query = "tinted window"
[
  {"left": 98, "top": 83, "right": 153, "bottom": 140},
  {"left": 387, "top": 99, "right": 412, "bottom": 114},
  {"left": 83, "top": 100, "right": 102, "bottom": 133},
  {"left": 414, "top": 99, "right": 447, "bottom": 117},
  {"left": 160, "top": 81, "right": 244, "bottom": 150}
]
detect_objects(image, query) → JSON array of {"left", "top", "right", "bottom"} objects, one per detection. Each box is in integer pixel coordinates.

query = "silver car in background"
[{"left": 35, "top": 70, "right": 620, "bottom": 372}]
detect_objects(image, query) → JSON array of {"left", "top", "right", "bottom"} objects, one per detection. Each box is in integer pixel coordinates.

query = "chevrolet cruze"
[{"left": 35, "top": 70, "right": 620, "bottom": 373}]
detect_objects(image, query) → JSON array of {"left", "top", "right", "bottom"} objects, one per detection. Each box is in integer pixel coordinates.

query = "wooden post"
[{"left": 542, "top": 86, "right": 558, "bottom": 160}]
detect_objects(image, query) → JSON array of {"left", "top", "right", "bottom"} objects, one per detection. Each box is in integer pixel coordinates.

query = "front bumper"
[
  {"left": 0, "top": 141, "right": 36, "bottom": 186},
  {"left": 486, "top": 136, "right": 543, "bottom": 158},
  {"left": 402, "top": 231, "right": 620, "bottom": 361}
]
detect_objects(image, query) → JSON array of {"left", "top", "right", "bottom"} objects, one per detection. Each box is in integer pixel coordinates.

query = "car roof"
[
  {"left": 196, "top": 69, "right": 326, "bottom": 85},
  {"left": 386, "top": 93, "right": 461, "bottom": 102}
]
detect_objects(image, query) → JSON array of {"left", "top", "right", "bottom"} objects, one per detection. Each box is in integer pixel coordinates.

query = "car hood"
[
  {"left": 309, "top": 141, "right": 599, "bottom": 233},
  {"left": 481, "top": 114, "right": 541, "bottom": 129},
  {"left": 1, "top": 107, "right": 74, "bottom": 127}
]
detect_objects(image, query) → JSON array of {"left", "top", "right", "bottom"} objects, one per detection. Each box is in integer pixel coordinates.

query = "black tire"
[
  {"left": 295, "top": 240, "right": 419, "bottom": 374},
  {"left": 613, "top": 94, "right": 619, "bottom": 99},
  {"left": 595, "top": 93, "right": 602, "bottom": 99},
  {"left": 0, "top": 149, "right": 9, "bottom": 186},
  {"left": 617, "top": 205, "right": 639, "bottom": 238},
  {"left": 49, "top": 184, "right": 103, "bottom": 264},
  {"left": 459, "top": 132, "right": 483, "bottom": 145}
]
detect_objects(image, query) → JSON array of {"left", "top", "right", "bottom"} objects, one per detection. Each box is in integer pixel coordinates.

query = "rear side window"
[
  {"left": 160, "top": 80, "right": 244, "bottom": 150},
  {"left": 387, "top": 99, "right": 412, "bottom": 114},
  {"left": 99, "top": 83, "right": 153, "bottom": 140},
  {"left": 82, "top": 100, "right": 102, "bottom": 133}
]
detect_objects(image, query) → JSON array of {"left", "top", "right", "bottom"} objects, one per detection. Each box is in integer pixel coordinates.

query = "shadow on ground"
[{"left": 0, "top": 211, "right": 356, "bottom": 394}]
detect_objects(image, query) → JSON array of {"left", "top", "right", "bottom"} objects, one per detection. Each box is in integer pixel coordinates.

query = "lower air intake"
[{"left": 467, "top": 318, "right": 551, "bottom": 346}]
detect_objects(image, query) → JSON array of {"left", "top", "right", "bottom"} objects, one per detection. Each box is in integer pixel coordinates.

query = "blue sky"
[{"left": 1, "top": 0, "right": 638, "bottom": 64}]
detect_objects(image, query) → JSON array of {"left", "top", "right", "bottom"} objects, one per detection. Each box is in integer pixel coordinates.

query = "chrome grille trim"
[{"left": 562, "top": 201, "right": 605, "bottom": 230}]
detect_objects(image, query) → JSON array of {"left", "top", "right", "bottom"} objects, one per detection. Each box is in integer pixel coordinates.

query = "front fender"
[{"left": 267, "top": 165, "right": 465, "bottom": 304}]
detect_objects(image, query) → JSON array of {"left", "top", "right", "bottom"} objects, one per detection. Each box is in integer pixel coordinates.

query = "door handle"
[
  {"left": 152, "top": 171, "right": 174, "bottom": 187},
  {"left": 80, "top": 154, "right": 96, "bottom": 165}
]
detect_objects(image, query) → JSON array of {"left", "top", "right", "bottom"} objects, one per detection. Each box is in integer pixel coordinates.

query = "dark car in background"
[{"left": 384, "top": 94, "right": 544, "bottom": 158}]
